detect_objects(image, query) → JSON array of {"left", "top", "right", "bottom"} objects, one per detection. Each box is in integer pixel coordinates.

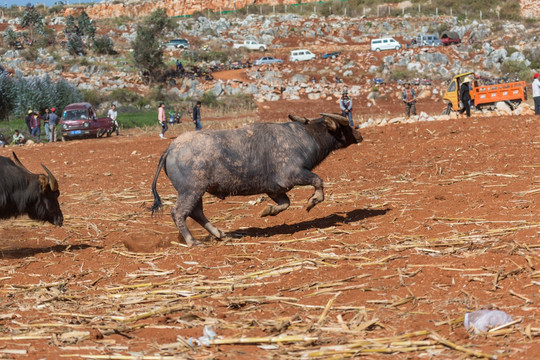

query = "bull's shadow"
[
  {"left": 0, "top": 244, "right": 98, "bottom": 259},
  {"left": 227, "top": 208, "right": 389, "bottom": 238}
]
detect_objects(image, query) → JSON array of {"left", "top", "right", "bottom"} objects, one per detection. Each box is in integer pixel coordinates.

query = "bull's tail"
[{"left": 150, "top": 149, "right": 169, "bottom": 215}]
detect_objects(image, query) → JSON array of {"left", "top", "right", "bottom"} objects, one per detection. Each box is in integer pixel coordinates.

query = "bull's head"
[
  {"left": 12, "top": 153, "right": 63, "bottom": 226},
  {"left": 289, "top": 113, "right": 363, "bottom": 146}
]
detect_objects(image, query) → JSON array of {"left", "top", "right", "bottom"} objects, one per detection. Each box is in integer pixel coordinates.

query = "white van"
[
  {"left": 289, "top": 49, "right": 316, "bottom": 62},
  {"left": 370, "top": 37, "right": 401, "bottom": 52}
]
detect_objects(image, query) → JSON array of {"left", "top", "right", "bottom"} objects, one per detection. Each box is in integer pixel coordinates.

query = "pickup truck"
[
  {"left": 440, "top": 31, "right": 461, "bottom": 46},
  {"left": 442, "top": 71, "right": 527, "bottom": 113},
  {"left": 232, "top": 40, "right": 267, "bottom": 51}
]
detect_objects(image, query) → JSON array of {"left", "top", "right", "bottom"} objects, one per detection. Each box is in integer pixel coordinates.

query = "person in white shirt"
[
  {"left": 108, "top": 104, "right": 119, "bottom": 135},
  {"left": 533, "top": 73, "right": 540, "bottom": 115}
]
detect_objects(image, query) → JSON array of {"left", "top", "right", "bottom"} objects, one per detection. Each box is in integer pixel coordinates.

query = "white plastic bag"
[{"left": 464, "top": 310, "right": 513, "bottom": 334}]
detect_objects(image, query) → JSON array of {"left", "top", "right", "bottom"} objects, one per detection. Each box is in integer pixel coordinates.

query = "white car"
[
  {"left": 370, "top": 37, "right": 401, "bottom": 51},
  {"left": 289, "top": 49, "right": 316, "bottom": 62}
]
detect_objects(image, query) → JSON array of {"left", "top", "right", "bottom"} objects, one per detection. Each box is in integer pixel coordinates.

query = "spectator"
[
  {"left": 0, "top": 134, "right": 6, "bottom": 148},
  {"left": 401, "top": 83, "right": 417, "bottom": 118},
  {"left": 43, "top": 108, "right": 50, "bottom": 142},
  {"left": 533, "top": 73, "right": 540, "bottom": 115},
  {"left": 108, "top": 104, "right": 119, "bottom": 135},
  {"left": 25, "top": 110, "right": 33, "bottom": 132},
  {"left": 48, "top": 107, "right": 59, "bottom": 143},
  {"left": 12, "top": 130, "right": 25, "bottom": 145},
  {"left": 30, "top": 111, "right": 41, "bottom": 143},
  {"left": 192, "top": 101, "right": 202, "bottom": 131},
  {"left": 339, "top": 91, "right": 354, "bottom": 127},
  {"left": 459, "top": 76, "right": 472, "bottom": 118},
  {"left": 158, "top": 103, "right": 167, "bottom": 139}
]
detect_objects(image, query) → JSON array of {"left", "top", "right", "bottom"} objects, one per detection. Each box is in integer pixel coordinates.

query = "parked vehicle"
[
  {"left": 373, "top": 78, "right": 385, "bottom": 84},
  {"left": 232, "top": 40, "right": 267, "bottom": 51},
  {"left": 440, "top": 31, "right": 461, "bottom": 46},
  {"left": 253, "top": 56, "right": 283, "bottom": 66},
  {"left": 321, "top": 51, "right": 340, "bottom": 59},
  {"left": 61, "top": 103, "right": 117, "bottom": 141},
  {"left": 416, "top": 34, "right": 442, "bottom": 46},
  {"left": 289, "top": 49, "right": 316, "bottom": 62},
  {"left": 165, "top": 39, "right": 190, "bottom": 49},
  {"left": 370, "top": 37, "right": 401, "bottom": 51},
  {"left": 442, "top": 71, "right": 527, "bottom": 114}
]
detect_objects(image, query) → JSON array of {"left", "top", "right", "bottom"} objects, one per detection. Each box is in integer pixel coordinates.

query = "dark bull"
[
  {"left": 0, "top": 153, "right": 63, "bottom": 226},
  {"left": 151, "top": 113, "right": 363, "bottom": 246}
]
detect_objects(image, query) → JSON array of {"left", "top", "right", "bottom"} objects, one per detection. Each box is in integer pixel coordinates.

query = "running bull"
[
  {"left": 0, "top": 153, "right": 63, "bottom": 226},
  {"left": 151, "top": 113, "right": 362, "bottom": 246}
]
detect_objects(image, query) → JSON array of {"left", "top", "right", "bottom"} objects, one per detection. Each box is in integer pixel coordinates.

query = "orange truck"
[{"left": 442, "top": 71, "right": 527, "bottom": 114}]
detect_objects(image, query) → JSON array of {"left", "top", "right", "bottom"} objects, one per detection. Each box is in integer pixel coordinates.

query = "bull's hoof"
[
  {"left": 306, "top": 198, "right": 319, "bottom": 212},
  {"left": 260, "top": 205, "right": 274, "bottom": 217}
]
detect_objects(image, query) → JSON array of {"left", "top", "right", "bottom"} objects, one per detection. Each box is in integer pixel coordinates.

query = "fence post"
[
  {"left": 402, "top": 7, "right": 404, "bottom": 15},
  {"left": 480, "top": 10, "right": 482, "bottom": 19},
  {"left": 388, "top": 6, "right": 390, "bottom": 15},
  {"left": 418, "top": 4, "right": 421, "bottom": 13},
  {"left": 273, "top": 5, "right": 275, "bottom": 14},
  {"left": 436, "top": 7, "right": 438, "bottom": 16},
  {"left": 260, "top": 5, "right": 262, "bottom": 15},
  {"left": 344, "top": 7, "right": 346, "bottom": 17},
  {"left": 450, "top": 8, "right": 452, "bottom": 16},
  {"left": 377, "top": 6, "right": 379, "bottom": 17}
]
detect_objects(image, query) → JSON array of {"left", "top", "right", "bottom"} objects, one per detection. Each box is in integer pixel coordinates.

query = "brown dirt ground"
[{"left": 1, "top": 99, "right": 539, "bottom": 359}]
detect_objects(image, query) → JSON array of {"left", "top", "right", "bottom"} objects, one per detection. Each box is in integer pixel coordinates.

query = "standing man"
[
  {"left": 533, "top": 73, "right": 540, "bottom": 115},
  {"left": 30, "top": 111, "right": 41, "bottom": 143},
  {"left": 339, "top": 91, "right": 354, "bottom": 127},
  {"left": 43, "top": 108, "right": 50, "bottom": 142},
  {"left": 108, "top": 104, "right": 119, "bottom": 135},
  {"left": 25, "top": 110, "right": 33, "bottom": 133},
  {"left": 459, "top": 76, "right": 472, "bottom": 118},
  {"left": 158, "top": 103, "right": 167, "bottom": 139},
  {"left": 48, "top": 107, "right": 59, "bottom": 143},
  {"left": 192, "top": 101, "right": 202, "bottom": 131},
  {"left": 401, "top": 83, "right": 417, "bottom": 118}
]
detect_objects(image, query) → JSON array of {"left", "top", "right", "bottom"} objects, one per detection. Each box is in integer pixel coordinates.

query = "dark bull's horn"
[
  {"left": 288, "top": 114, "right": 309, "bottom": 124},
  {"left": 41, "top": 164, "right": 59, "bottom": 192},
  {"left": 320, "top": 113, "right": 350, "bottom": 126}
]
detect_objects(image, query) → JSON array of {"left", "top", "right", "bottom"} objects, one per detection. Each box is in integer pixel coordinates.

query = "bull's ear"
[
  {"left": 323, "top": 117, "right": 338, "bottom": 131},
  {"left": 288, "top": 114, "right": 308, "bottom": 124},
  {"left": 38, "top": 174, "right": 49, "bottom": 193}
]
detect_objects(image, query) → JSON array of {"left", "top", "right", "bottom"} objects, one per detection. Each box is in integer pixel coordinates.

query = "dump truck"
[{"left": 442, "top": 71, "right": 527, "bottom": 114}]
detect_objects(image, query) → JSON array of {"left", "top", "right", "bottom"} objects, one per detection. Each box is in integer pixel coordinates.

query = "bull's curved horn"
[
  {"left": 320, "top": 113, "right": 350, "bottom": 126},
  {"left": 12, "top": 152, "right": 31, "bottom": 173},
  {"left": 288, "top": 114, "right": 308, "bottom": 124},
  {"left": 41, "top": 164, "right": 58, "bottom": 192}
]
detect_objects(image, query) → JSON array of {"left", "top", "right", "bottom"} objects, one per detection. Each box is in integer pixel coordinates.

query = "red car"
[{"left": 61, "top": 102, "right": 117, "bottom": 141}]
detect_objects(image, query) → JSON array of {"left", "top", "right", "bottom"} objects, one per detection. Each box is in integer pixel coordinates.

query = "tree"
[
  {"left": 131, "top": 9, "right": 175, "bottom": 83},
  {"left": 20, "top": 5, "right": 44, "bottom": 43},
  {"left": 77, "top": 11, "right": 96, "bottom": 40},
  {"left": 0, "top": 69, "right": 15, "bottom": 121}
]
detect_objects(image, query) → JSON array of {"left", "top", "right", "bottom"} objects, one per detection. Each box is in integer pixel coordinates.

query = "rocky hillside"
[
  {"left": 60, "top": 0, "right": 539, "bottom": 19},
  {"left": 1, "top": 8, "right": 539, "bottom": 123}
]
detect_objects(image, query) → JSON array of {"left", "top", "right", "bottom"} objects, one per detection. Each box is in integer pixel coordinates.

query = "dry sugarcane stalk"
[
  {"left": 429, "top": 331, "right": 496, "bottom": 359},
  {"left": 317, "top": 292, "right": 340, "bottom": 326}
]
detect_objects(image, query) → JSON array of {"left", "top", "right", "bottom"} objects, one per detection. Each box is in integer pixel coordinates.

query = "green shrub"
[
  {"left": 500, "top": 60, "right": 532, "bottom": 81},
  {"left": 109, "top": 88, "right": 143, "bottom": 104},
  {"left": 93, "top": 35, "right": 115, "bottom": 55},
  {"left": 80, "top": 89, "right": 106, "bottom": 105}
]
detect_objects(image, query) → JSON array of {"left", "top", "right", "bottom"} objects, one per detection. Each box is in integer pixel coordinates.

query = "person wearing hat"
[
  {"left": 533, "top": 73, "right": 540, "bottom": 115},
  {"left": 48, "top": 107, "right": 59, "bottom": 142},
  {"left": 339, "top": 91, "right": 354, "bottom": 127},
  {"left": 458, "top": 76, "right": 472, "bottom": 118},
  {"left": 25, "top": 110, "right": 33, "bottom": 133},
  {"left": 401, "top": 83, "right": 417, "bottom": 118}
]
